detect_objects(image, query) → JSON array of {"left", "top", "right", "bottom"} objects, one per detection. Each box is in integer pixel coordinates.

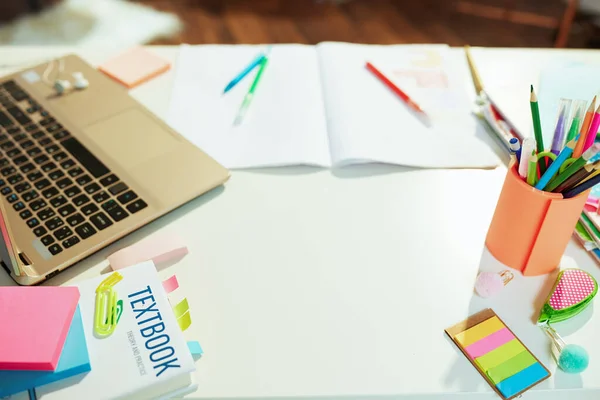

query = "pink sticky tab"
[
  {"left": 108, "top": 234, "right": 188, "bottom": 271},
  {"left": 162, "top": 275, "right": 180, "bottom": 294},
  {"left": 98, "top": 47, "right": 171, "bottom": 88},
  {"left": 464, "top": 327, "right": 515, "bottom": 359}
]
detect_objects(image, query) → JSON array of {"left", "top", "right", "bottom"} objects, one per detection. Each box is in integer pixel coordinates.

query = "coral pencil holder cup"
[{"left": 486, "top": 162, "right": 590, "bottom": 276}]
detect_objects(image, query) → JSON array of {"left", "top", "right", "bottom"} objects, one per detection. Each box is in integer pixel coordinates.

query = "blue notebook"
[{"left": 0, "top": 306, "right": 91, "bottom": 397}]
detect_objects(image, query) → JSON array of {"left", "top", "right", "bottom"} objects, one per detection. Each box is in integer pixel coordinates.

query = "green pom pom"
[{"left": 559, "top": 344, "right": 589, "bottom": 373}]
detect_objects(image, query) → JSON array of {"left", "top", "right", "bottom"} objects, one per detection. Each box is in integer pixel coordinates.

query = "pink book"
[{"left": 0, "top": 286, "right": 80, "bottom": 371}]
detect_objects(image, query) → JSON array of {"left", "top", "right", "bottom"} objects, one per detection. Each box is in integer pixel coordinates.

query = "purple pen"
[{"left": 550, "top": 99, "right": 572, "bottom": 155}]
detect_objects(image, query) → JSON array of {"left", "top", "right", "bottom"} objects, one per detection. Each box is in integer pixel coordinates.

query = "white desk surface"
[{"left": 1, "top": 46, "right": 600, "bottom": 400}]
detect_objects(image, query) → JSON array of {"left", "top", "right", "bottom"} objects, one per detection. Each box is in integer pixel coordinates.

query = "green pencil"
[
  {"left": 233, "top": 56, "right": 269, "bottom": 126},
  {"left": 527, "top": 152, "right": 538, "bottom": 186},
  {"left": 530, "top": 85, "right": 546, "bottom": 174}
]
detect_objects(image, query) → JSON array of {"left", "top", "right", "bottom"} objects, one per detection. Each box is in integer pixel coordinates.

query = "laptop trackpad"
[{"left": 82, "top": 109, "right": 177, "bottom": 170}]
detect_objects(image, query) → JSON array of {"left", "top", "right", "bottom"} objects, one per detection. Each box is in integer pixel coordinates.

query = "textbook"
[
  {"left": 168, "top": 42, "right": 500, "bottom": 170},
  {"left": 36, "top": 262, "right": 195, "bottom": 400},
  {"left": 0, "top": 307, "right": 90, "bottom": 398}
]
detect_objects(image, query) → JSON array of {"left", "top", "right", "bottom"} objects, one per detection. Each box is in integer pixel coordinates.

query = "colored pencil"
[
  {"left": 464, "top": 45, "right": 484, "bottom": 95},
  {"left": 518, "top": 137, "right": 536, "bottom": 179},
  {"left": 563, "top": 172, "right": 600, "bottom": 198},
  {"left": 233, "top": 56, "right": 269, "bottom": 126},
  {"left": 584, "top": 102, "right": 600, "bottom": 152},
  {"left": 223, "top": 52, "right": 265, "bottom": 94},
  {"left": 535, "top": 139, "right": 575, "bottom": 190},
  {"left": 530, "top": 86, "right": 546, "bottom": 173},
  {"left": 573, "top": 96, "right": 596, "bottom": 158},
  {"left": 527, "top": 153, "right": 538, "bottom": 186},
  {"left": 553, "top": 161, "right": 600, "bottom": 193},
  {"left": 366, "top": 61, "right": 429, "bottom": 120},
  {"left": 580, "top": 166, "right": 600, "bottom": 185},
  {"left": 544, "top": 143, "right": 600, "bottom": 192}
]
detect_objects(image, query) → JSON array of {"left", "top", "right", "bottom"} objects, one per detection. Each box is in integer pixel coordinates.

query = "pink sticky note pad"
[
  {"left": 98, "top": 47, "right": 171, "bottom": 88},
  {"left": 0, "top": 287, "right": 80, "bottom": 371},
  {"left": 108, "top": 234, "right": 188, "bottom": 271}
]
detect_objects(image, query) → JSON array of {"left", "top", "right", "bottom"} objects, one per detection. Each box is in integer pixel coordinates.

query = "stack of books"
[{"left": 0, "top": 262, "right": 197, "bottom": 400}]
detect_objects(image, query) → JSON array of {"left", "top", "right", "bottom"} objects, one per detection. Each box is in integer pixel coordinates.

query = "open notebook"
[{"left": 168, "top": 43, "right": 499, "bottom": 169}]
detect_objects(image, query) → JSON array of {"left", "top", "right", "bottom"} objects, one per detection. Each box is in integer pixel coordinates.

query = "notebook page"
[
  {"left": 168, "top": 45, "right": 331, "bottom": 168},
  {"left": 316, "top": 42, "right": 499, "bottom": 168}
]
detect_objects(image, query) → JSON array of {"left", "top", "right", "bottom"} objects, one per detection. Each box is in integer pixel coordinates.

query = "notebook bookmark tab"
[{"left": 162, "top": 275, "right": 180, "bottom": 294}]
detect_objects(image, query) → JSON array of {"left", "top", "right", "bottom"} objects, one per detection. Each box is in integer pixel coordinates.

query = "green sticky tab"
[
  {"left": 475, "top": 339, "right": 525, "bottom": 371},
  {"left": 173, "top": 298, "right": 189, "bottom": 319},
  {"left": 486, "top": 350, "right": 536, "bottom": 384}
]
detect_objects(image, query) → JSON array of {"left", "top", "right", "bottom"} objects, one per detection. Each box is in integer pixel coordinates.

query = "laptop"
[{"left": 0, "top": 54, "right": 229, "bottom": 285}]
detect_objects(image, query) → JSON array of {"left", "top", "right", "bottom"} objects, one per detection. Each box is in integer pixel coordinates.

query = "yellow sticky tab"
[
  {"left": 177, "top": 311, "right": 192, "bottom": 331},
  {"left": 476, "top": 339, "right": 526, "bottom": 371},
  {"left": 173, "top": 298, "right": 189, "bottom": 319},
  {"left": 454, "top": 316, "right": 504, "bottom": 347}
]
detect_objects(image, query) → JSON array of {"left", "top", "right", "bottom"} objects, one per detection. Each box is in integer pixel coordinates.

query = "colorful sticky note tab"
[
  {"left": 0, "top": 287, "right": 80, "bottom": 371},
  {"left": 486, "top": 350, "right": 537, "bottom": 384},
  {"left": 454, "top": 316, "right": 504, "bottom": 347},
  {"left": 496, "top": 362, "right": 549, "bottom": 398},
  {"left": 465, "top": 327, "right": 515, "bottom": 359},
  {"left": 162, "top": 275, "right": 180, "bottom": 294},
  {"left": 187, "top": 341, "right": 203, "bottom": 360},
  {"left": 173, "top": 298, "right": 189, "bottom": 319},
  {"left": 475, "top": 339, "right": 526, "bottom": 371},
  {"left": 177, "top": 311, "right": 192, "bottom": 331}
]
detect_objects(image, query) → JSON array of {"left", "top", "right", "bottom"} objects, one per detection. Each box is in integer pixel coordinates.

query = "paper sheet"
[
  {"left": 168, "top": 44, "right": 331, "bottom": 168},
  {"left": 316, "top": 43, "right": 499, "bottom": 168}
]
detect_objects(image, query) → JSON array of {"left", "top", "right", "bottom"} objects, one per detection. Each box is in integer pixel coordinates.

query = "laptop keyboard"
[{"left": 0, "top": 80, "right": 147, "bottom": 256}]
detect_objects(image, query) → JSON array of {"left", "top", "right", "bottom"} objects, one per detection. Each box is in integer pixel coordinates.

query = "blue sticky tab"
[
  {"left": 495, "top": 362, "right": 548, "bottom": 398},
  {"left": 187, "top": 341, "right": 203, "bottom": 360}
]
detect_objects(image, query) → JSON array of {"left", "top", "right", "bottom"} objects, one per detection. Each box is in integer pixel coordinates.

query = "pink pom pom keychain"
[{"left": 475, "top": 270, "right": 514, "bottom": 298}]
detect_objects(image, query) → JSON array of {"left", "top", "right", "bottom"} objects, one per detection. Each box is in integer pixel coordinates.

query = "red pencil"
[{"left": 365, "top": 61, "right": 429, "bottom": 118}]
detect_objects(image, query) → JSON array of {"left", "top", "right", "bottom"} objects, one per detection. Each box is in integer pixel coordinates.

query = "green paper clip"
[{"left": 94, "top": 272, "right": 123, "bottom": 337}]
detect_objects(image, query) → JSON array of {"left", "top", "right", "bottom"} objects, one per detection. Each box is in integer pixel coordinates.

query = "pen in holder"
[{"left": 486, "top": 162, "right": 590, "bottom": 276}]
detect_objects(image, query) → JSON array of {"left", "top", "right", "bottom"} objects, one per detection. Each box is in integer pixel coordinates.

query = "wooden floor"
[{"left": 138, "top": 0, "right": 595, "bottom": 48}]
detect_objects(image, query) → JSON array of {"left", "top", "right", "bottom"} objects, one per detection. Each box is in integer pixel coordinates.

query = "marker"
[
  {"left": 535, "top": 139, "right": 576, "bottom": 190},
  {"left": 544, "top": 143, "right": 600, "bottom": 192},
  {"left": 509, "top": 137, "right": 521, "bottom": 163},
  {"left": 366, "top": 61, "right": 430, "bottom": 121},
  {"left": 223, "top": 52, "right": 265, "bottom": 94},
  {"left": 518, "top": 137, "right": 536, "bottom": 179},
  {"left": 573, "top": 96, "right": 596, "bottom": 158},
  {"left": 563, "top": 172, "right": 600, "bottom": 199},
  {"left": 550, "top": 99, "right": 571, "bottom": 155}
]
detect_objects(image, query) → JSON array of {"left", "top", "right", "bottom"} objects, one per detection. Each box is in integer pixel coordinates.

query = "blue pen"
[
  {"left": 223, "top": 53, "right": 265, "bottom": 94},
  {"left": 534, "top": 137, "right": 577, "bottom": 190}
]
